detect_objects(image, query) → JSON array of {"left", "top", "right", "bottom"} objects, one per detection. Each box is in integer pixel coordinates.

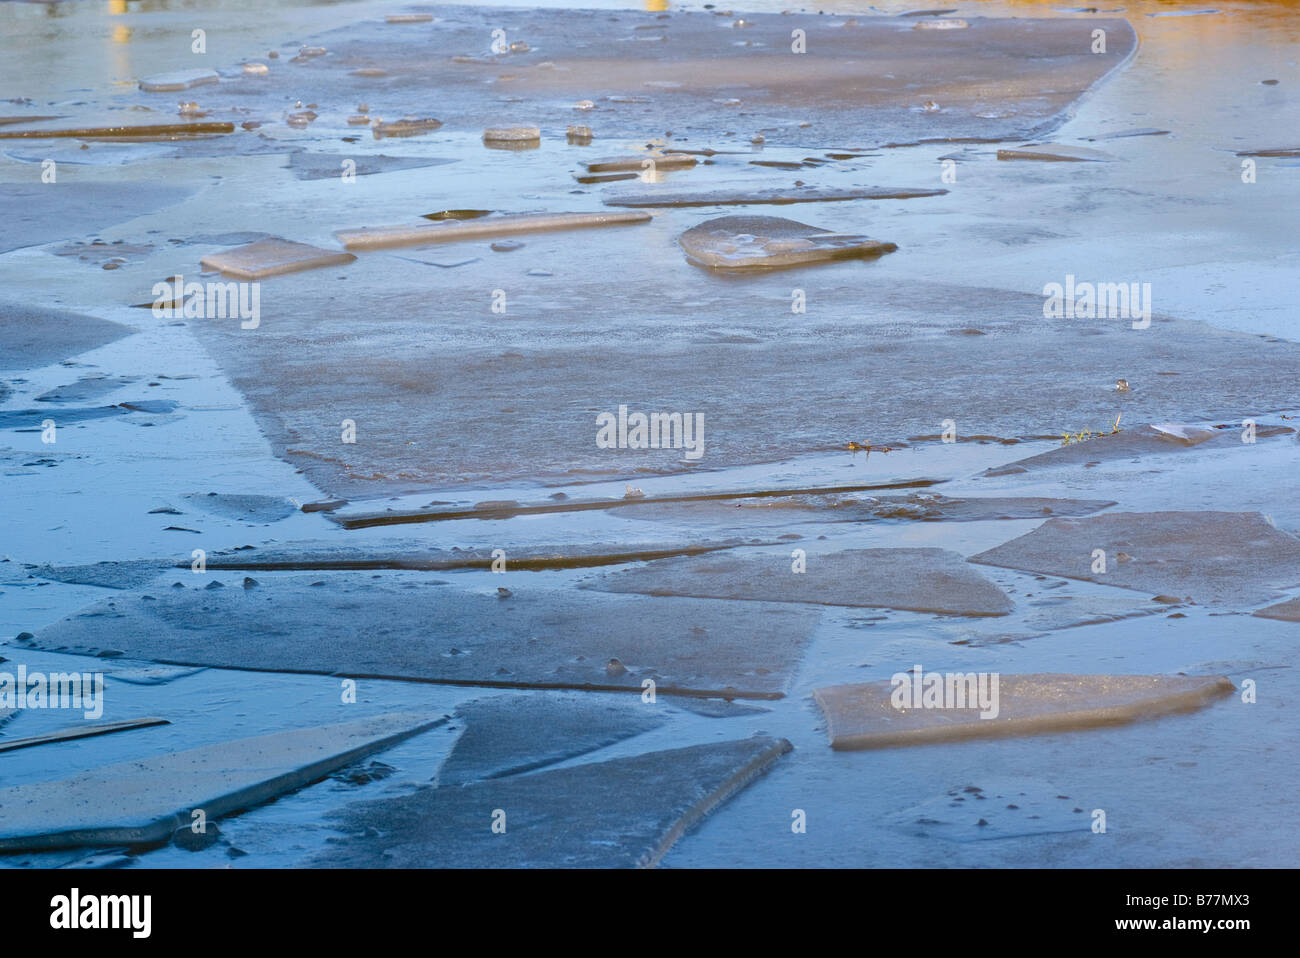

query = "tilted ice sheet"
[{"left": 814, "top": 674, "right": 1234, "bottom": 750}]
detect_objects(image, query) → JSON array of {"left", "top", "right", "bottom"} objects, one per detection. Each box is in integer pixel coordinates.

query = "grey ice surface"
[{"left": 435, "top": 693, "right": 664, "bottom": 786}]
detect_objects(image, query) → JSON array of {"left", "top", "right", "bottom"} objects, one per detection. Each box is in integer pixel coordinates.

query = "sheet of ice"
[
  {"left": 586, "top": 154, "right": 696, "bottom": 172},
  {"left": 263, "top": 8, "right": 1136, "bottom": 149},
  {"left": 592, "top": 548, "right": 1013, "bottom": 616},
  {"left": 814, "top": 674, "right": 1234, "bottom": 750},
  {"left": 435, "top": 693, "right": 664, "bottom": 786},
  {"left": 611, "top": 493, "right": 1116, "bottom": 525},
  {"left": 981, "top": 424, "right": 1288, "bottom": 476},
  {"left": 336, "top": 211, "right": 652, "bottom": 250},
  {"left": 971, "top": 511, "right": 1300, "bottom": 607},
  {"left": 22, "top": 538, "right": 765, "bottom": 588},
  {"left": 315, "top": 736, "right": 791, "bottom": 868},
  {"left": 678, "top": 215, "right": 897, "bottom": 269},
  {"left": 25, "top": 574, "right": 821, "bottom": 698},
  {"left": 997, "top": 144, "right": 1114, "bottom": 162},
  {"left": 285, "top": 152, "right": 454, "bottom": 181},
  {"left": 198, "top": 238, "right": 356, "bottom": 280},
  {"left": 608, "top": 186, "right": 947, "bottom": 207},
  {"left": 0, "top": 712, "right": 445, "bottom": 850},
  {"left": 0, "top": 717, "right": 169, "bottom": 755},
  {"left": 0, "top": 184, "right": 195, "bottom": 254},
  {"left": 1253, "top": 597, "right": 1300, "bottom": 623},
  {"left": 0, "top": 122, "right": 233, "bottom": 140},
  {"left": 0, "top": 305, "right": 132, "bottom": 371},
  {"left": 138, "top": 70, "right": 220, "bottom": 93}
]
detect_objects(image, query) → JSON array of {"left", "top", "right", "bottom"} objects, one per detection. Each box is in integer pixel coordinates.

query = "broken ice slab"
[
  {"left": 386, "top": 12, "right": 434, "bottom": 23},
  {"left": 138, "top": 69, "right": 221, "bottom": 93},
  {"left": 26, "top": 576, "right": 820, "bottom": 698},
  {"left": 22, "top": 538, "right": 767, "bottom": 588},
  {"left": 678, "top": 215, "right": 897, "bottom": 270},
  {"left": 584, "top": 154, "right": 697, "bottom": 173},
  {"left": 199, "top": 238, "right": 356, "bottom": 279},
  {"left": 891, "top": 779, "right": 1095, "bottom": 841},
  {"left": 371, "top": 116, "right": 442, "bottom": 138},
  {"left": 0, "top": 713, "right": 445, "bottom": 851},
  {"left": 814, "top": 674, "right": 1234, "bottom": 750},
  {"left": 970, "top": 511, "right": 1300, "bottom": 607},
  {"left": 913, "top": 17, "right": 968, "bottom": 29},
  {"left": 0, "top": 304, "right": 132, "bottom": 371},
  {"left": 1253, "top": 597, "right": 1300, "bottom": 622},
  {"left": 435, "top": 693, "right": 664, "bottom": 786},
  {"left": 611, "top": 493, "right": 1116, "bottom": 525},
  {"left": 1235, "top": 146, "right": 1300, "bottom": 157},
  {"left": 0, "top": 717, "right": 169, "bottom": 755},
  {"left": 996, "top": 144, "right": 1113, "bottom": 162},
  {"left": 332, "top": 478, "right": 945, "bottom": 528},
  {"left": 591, "top": 548, "right": 1013, "bottom": 617},
  {"left": 335, "top": 211, "right": 652, "bottom": 250},
  {"left": 606, "top": 186, "right": 947, "bottom": 207},
  {"left": 316, "top": 736, "right": 791, "bottom": 867},
  {"left": 980, "top": 423, "right": 1291, "bottom": 476}
]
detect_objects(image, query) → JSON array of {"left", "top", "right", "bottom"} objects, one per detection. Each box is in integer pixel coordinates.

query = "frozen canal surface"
[{"left": 0, "top": 0, "right": 1297, "bottom": 867}]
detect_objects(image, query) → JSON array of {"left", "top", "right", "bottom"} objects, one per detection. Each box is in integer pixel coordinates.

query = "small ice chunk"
[
  {"left": 678, "top": 214, "right": 896, "bottom": 269},
  {"left": 386, "top": 13, "right": 434, "bottom": 23},
  {"left": 483, "top": 126, "right": 541, "bottom": 142},
  {"left": 138, "top": 69, "right": 220, "bottom": 93},
  {"left": 242, "top": 62, "right": 269, "bottom": 76}
]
